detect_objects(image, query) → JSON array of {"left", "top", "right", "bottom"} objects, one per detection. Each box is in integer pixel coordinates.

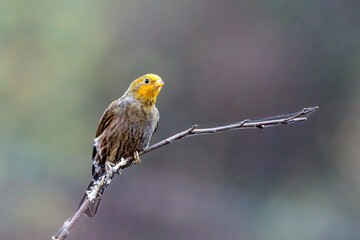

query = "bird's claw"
[{"left": 133, "top": 151, "right": 141, "bottom": 165}]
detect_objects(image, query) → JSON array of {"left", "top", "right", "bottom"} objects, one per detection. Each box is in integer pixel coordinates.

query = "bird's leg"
[{"left": 133, "top": 151, "right": 141, "bottom": 164}]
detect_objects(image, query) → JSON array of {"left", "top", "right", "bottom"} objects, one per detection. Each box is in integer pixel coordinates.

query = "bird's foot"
[{"left": 133, "top": 151, "right": 141, "bottom": 165}]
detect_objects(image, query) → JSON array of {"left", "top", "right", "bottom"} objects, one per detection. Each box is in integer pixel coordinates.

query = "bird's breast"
[{"left": 98, "top": 102, "right": 157, "bottom": 162}]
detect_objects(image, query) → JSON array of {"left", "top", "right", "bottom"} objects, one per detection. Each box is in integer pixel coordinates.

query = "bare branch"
[
  {"left": 139, "top": 106, "right": 318, "bottom": 155},
  {"left": 52, "top": 106, "right": 318, "bottom": 240}
]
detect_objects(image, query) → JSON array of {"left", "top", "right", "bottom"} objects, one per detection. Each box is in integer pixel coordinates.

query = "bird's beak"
[{"left": 153, "top": 79, "right": 164, "bottom": 88}]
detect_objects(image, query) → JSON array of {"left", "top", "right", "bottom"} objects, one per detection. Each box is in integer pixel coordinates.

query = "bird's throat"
[{"left": 136, "top": 86, "right": 161, "bottom": 106}]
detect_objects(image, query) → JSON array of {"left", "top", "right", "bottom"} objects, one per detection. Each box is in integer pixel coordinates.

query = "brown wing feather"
[
  {"left": 92, "top": 100, "right": 119, "bottom": 176},
  {"left": 82, "top": 101, "right": 121, "bottom": 218},
  {"left": 95, "top": 100, "right": 119, "bottom": 138}
]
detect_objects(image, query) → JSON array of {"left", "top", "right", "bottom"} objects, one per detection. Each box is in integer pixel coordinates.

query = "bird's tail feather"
[{"left": 78, "top": 177, "right": 105, "bottom": 218}]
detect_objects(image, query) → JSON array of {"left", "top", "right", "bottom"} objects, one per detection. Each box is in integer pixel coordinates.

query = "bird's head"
[{"left": 126, "top": 74, "right": 164, "bottom": 106}]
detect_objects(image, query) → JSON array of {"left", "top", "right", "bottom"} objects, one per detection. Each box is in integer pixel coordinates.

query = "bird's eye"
[{"left": 144, "top": 79, "right": 149, "bottom": 84}]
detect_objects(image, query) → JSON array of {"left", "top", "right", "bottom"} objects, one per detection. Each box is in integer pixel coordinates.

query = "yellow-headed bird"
[{"left": 79, "top": 74, "right": 164, "bottom": 217}]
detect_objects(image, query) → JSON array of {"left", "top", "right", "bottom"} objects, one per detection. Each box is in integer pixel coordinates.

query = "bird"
[{"left": 78, "top": 73, "right": 164, "bottom": 217}]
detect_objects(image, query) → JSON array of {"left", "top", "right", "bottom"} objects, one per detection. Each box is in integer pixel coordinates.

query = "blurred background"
[{"left": 0, "top": 1, "right": 359, "bottom": 239}]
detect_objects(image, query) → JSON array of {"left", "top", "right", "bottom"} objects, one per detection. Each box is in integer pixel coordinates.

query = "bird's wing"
[
  {"left": 92, "top": 100, "right": 118, "bottom": 160},
  {"left": 95, "top": 100, "right": 119, "bottom": 138},
  {"left": 152, "top": 107, "right": 160, "bottom": 136},
  {"left": 153, "top": 121, "right": 159, "bottom": 135},
  {"left": 92, "top": 100, "right": 120, "bottom": 176}
]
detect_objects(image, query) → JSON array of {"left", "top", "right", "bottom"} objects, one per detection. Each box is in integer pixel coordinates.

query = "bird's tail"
[{"left": 78, "top": 175, "right": 105, "bottom": 218}]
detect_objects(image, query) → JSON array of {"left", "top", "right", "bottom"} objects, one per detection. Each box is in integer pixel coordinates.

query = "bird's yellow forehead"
[
  {"left": 132, "top": 73, "right": 162, "bottom": 85},
  {"left": 142, "top": 73, "right": 161, "bottom": 81}
]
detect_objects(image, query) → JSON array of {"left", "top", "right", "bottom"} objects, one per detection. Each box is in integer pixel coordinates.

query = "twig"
[{"left": 52, "top": 106, "right": 318, "bottom": 240}]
